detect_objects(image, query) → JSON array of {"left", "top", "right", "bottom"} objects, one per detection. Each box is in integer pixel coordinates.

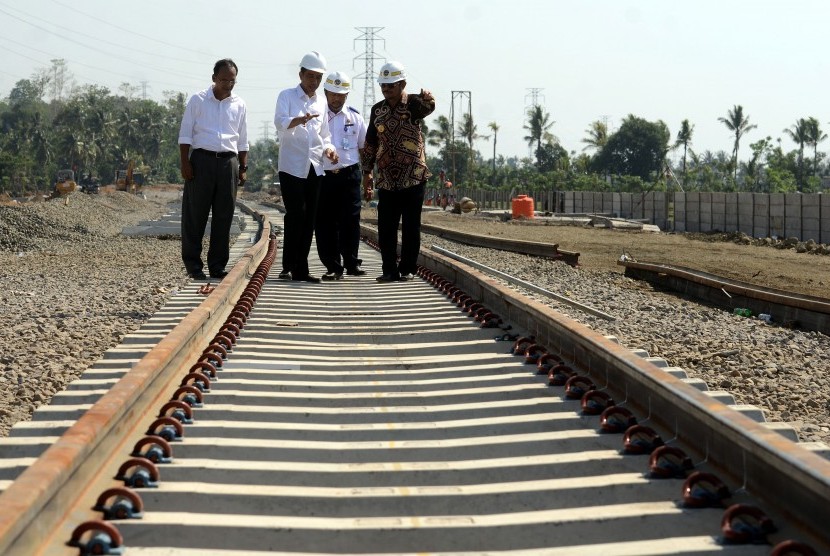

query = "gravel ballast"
[{"left": 1, "top": 192, "right": 828, "bottom": 448}]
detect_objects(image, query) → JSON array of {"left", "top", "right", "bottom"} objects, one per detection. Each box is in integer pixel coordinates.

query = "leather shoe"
[
  {"left": 398, "top": 273, "right": 415, "bottom": 282},
  {"left": 322, "top": 271, "right": 343, "bottom": 281},
  {"left": 278, "top": 270, "right": 291, "bottom": 279},
  {"left": 189, "top": 270, "right": 207, "bottom": 280},
  {"left": 376, "top": 274, "right": 400, "bottom": 282},
  {"left": 346, "top": 266, "right": 366, "bottom": 276},
  {"left": 210, "top": 270, "right": 228, "bottom": 279},
  {"left": 292, "top": 274, "right": 321, "bottom": 283}
]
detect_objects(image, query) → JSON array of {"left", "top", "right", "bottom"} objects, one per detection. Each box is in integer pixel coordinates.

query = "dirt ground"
[{"left": 415, "top": 210, "right": 830, "bottom": 300}]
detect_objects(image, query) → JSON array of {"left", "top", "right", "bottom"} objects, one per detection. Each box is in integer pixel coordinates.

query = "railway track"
[
  {"left": 0, "top": 203, "right": 829, "bottom": 555},
  {"left": 618, "top": 259, "right": 830, "bottom": 336}
]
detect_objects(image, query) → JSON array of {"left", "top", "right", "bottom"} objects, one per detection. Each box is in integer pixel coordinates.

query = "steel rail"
[
  {"left": 619, "top": 259, "right": 830, "bottom": 334},
  {"left": 0, "top": 212, "right": 826, "bottom": 553},
  {"left": 0, "top": 206, "right": 272, "bottom": 556},
  {"left": 359, "top": 223, "right": 830, "bottom": 550},
  {"left": 361, "top": 216, "right": 581, "bottom": 265},
  {"left": 431, "top": 244, "right": 615, "bottom": 321}
]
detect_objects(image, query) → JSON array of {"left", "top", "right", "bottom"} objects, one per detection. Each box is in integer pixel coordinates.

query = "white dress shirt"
[
  {"left": 178, "top": 86, "right": 248, "bottom": 153},
  {"left": 323, "top": 105, "right": 367, "bottom": 171},
  {"left": 274, "top": 85, "right": 335, "bottom": 178}
]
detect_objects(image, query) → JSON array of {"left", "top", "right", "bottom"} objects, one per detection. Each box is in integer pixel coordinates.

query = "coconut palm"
[
  {"left": 487, "top": 121, "right": 499, "bottom": 176},
  {"left": 581, "top": 120, "right": 608, "bottom": 152},
  {"left": 784, "top": 118, "right": 809, "bottom": 189},
  {"left": 805, "top": 117, "right": 827, "bottom": 177},
  {"left": 523, "top": 105, "right": 556, "bottom": 169},
  {"left": 718, "top": 105, "right": 757, "bottom": 180},
  {"left": 673, "top": 119, "right": 694, "bottom": 182}
]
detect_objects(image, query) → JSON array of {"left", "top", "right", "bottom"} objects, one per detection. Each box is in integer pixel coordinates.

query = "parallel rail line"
[
  {"left": 0, "top": 204, "right": 827, "bottom": 555},
  {"left": 619, "top": 259, "right": 830, "bottom": 335}
]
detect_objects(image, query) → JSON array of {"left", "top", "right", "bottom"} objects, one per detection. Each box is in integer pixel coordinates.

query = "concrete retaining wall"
[{"left": 563, "top": 191, "right": 827, "bottom": 243}]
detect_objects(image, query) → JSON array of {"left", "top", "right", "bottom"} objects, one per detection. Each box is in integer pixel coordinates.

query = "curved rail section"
[
  {"left": 619, "top": 259, "right": 830, "bottom": 335},
  {"left": 0, "top": 208, "right": 828, "bottom": 554}
]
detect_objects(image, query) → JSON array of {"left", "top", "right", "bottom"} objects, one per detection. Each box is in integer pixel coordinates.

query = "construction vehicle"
[
  {"left": 79, "top": 172, "right": 100, "bottom": 194},
  {"left": 51, "top": 169, "right": 77, "bottom": 197},
  {"left": 115, "top": 160, "right": 143, "bottom": 194}
]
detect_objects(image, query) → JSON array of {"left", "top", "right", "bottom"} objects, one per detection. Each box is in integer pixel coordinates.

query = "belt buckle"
[{"left": 331, "top": 168, "right": 341, "bottom": 174}]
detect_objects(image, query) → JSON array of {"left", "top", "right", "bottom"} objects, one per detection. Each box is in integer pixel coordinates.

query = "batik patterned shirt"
[{"left": 361, "top": 92, "right": 435, "bottom": 190}]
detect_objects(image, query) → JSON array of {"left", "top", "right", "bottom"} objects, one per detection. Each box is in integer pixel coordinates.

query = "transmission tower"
[
  {"left": 353, "top": 27, "right": 385, "bottom": 116},
  {"left": 449, "top": 91, "right": 472, "bottom": 186},
  {"left": 260, "top": 120, "right": 271, "bottom": 142},
  {"left": 524, "top": 88, "right": 544, "bottom": 111}
]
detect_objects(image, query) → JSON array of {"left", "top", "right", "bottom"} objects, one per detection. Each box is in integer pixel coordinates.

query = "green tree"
[
  {"left": 581, "top": 120, "right": 608, "bottom": 152},
  {"left": 673, "top": 119, "right": 694, "bottom": 183},
  {"left": 487, "top": 121, "right": 499, "bottom": 179},
  {"left": 457, "top": 112, "right": 483, "bottom": 178},
  {"left": 783, "top": 118, "right": 809, "bottom": 189},
  {"left": 594, "top": 115, "right": 670, "bottom": 182},
  {"left": 427, "top": 115, "right": 452, "bottom": 174},
  {"left": 523, "top": 105, "right": 556, "bottom": 170},
  {"left": 805, "top": 117, "right": 826, "bottom": 177},
  {"left": 718, "top": 104, "right": 757, "bottom": 180}
]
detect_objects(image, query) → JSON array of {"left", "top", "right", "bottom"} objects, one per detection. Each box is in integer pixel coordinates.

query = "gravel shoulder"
[{"left": 1, "top": 193, "right": 828, "bottom": 446}]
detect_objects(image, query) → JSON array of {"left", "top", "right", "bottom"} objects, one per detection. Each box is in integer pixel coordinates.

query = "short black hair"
[{"left": 213, "top": 58, "right": 238, "bottom": 76}]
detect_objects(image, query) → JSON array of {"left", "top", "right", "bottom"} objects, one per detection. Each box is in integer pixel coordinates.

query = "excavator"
[{"left": 115, "top": 160, "right": 144, "bottom": 194}]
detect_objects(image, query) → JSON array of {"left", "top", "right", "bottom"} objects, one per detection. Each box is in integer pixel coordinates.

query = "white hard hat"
[
  {"left": 377, "top": 61, "right": 406, "bottom": 84},
  {"left": 299, "top": 51, "right": 327, "bottom": 73},
  {"left": 323, "top": 71, "right": 351, "bottom": 94}
]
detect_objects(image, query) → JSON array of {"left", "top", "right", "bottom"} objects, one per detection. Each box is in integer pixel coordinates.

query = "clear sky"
[{"left": 2, "top": 0, "right": 828, "bottom": 164}]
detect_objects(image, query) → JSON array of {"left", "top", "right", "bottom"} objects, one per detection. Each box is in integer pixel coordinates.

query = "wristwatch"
[{"left": 240, "top": 165, "right": 248, "bottom": 172}]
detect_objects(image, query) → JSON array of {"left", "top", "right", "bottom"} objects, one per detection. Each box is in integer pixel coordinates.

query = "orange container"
[{"left": 511, "top": 195, "right": 534, "bottom": 219}]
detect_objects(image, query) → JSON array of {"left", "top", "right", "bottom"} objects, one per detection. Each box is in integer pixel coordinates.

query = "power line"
[{"left": 353, "top": 27, "right": 385, "bottom": 116}]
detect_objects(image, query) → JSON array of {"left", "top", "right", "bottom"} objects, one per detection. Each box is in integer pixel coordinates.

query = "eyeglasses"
[
  {"left": 380, "top": 83, "right": 398, "bottom": 89},
  {"left": 217, "top": 79, "right": 237, "bottom": 84}
]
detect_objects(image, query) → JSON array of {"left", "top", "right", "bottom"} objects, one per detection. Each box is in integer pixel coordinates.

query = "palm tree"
[
  {"left": 673, "top": 119, "right": 694, "bottom": 183},
  {"left": 718, "top": 105, "right": 757, "bottom": 180},
  {"left": 581, "top": 120, "right": 608, "bottom": 152},
  {"left": 427, "top": 115, "right": 452, "bottom": 171},
  {"left": 784, "top": 118, "right": 809, "bottom": 189},
  {"left": 805, "top": 117, "right": 827, "bottom": 177},
  {"left": 487, "top": 121, "right": 499, "bottom": 177},
  {"left": 457, "top": 113, "right": 482, "bottom": 176},
  {"left": 523, "top": 105, "right": 556, "bottom": 169}
]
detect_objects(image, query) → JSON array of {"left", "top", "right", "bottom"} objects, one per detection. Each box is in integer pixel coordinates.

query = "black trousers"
[
  {"left": 316, "top": 164, "right": 362, "bottom": 273},
  {"left": 181, "top": 150, "right": 238, "bottom": 275},
  {"left": 377, "top": 182, "right": 425, "bottom": 277},
  {"left": 279, "top": 167, "right": 321, "bottom": 277}
]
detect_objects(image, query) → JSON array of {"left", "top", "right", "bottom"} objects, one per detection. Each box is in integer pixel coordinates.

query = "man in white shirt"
[
  {"left": 178, "top": 58, "right": 248, "bottom": 280},
  {"left": 273, "top": 51, "right": 339, "bottom": 283},
  {"left": 316, "top": 71, "right": 368, "bottom": 280}
]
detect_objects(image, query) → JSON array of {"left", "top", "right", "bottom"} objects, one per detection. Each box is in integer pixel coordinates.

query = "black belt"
[
  {"left": 325, "top": 163, "right": 359, "bottom": 175},
  {"left": 195, "top": 148, "right": 237, "bottom": 158}
]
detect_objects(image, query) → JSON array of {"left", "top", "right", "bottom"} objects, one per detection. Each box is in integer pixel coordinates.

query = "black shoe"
[
  {"left": 321, "top": 271, "right": 343, "bottom": 281},
  {"left": 278, "top": 270, "right": 291, "bottom": 279},
  {"left": 376, "top": 274, "right": 400, "bottom": 282},
  {"left": 346, "top": 266, "right": 366, "bottom": 276},
  {"left": 292, "top": 274, "right": 321, "bottom": 283},
  {"left": 189, "top": 270, "right": 207, "bottom": 280},
  {"left": 210, "top": 270, "right": 228, "bottom": 279},
  {"left": 398, "top": 273, "right": 415, "bottom": 282}
]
